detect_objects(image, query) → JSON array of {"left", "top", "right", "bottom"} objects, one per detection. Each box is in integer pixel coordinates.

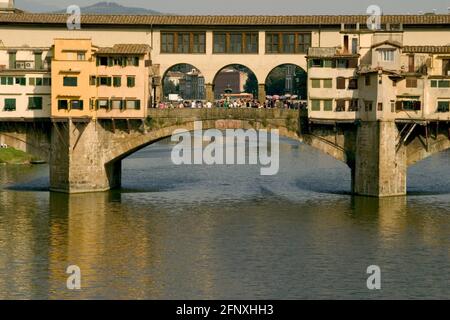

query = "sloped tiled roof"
[
  {"left": 0, "top": 13, "right": 450, "bottom": 26},
  {"left": 97, "top": 44, "right": 150, "bottom": 55},
  {"left": 372, "top": 40, "right": 403, "bottom": 49},
  {"left": 403, "top": 46, "right": 450, "bottom": 54}
]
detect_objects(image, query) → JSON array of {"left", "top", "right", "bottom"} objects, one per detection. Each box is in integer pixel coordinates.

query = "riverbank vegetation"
[{"left": 0, "top": 147, "right": 35, "bottom": 164}]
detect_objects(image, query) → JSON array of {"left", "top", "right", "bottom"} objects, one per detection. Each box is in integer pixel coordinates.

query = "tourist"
[{"left": 206, "top": 101, "right": 212, "bottom": 109}]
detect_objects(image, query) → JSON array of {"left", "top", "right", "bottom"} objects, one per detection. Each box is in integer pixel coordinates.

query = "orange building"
[{"left": 52, "top": 39, "right": 152, "bottom": 120}]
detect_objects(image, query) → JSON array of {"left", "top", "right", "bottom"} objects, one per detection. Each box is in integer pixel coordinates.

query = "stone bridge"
[{"left": 1, "top": 109, "right": 450, "bottom": 197}]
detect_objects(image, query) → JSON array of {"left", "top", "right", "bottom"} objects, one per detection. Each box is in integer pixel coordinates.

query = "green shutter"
[
  {"left": 34, "top": 52, "right": 43, "bottom": 70},
  {"left": 127, "top": 76, "right": 135, "bottom": 87},
  {"left": 63, "top": 77, "right": 77, "bottom": 86},
  {"left": 8, "top": 52, "right": 16, "bottom": 69},
  {"left": 108, "top": 57, "right": 113, "bottom": 67},
  {"left": 311, "top": 79, "right": 321, "bottom": 88},
  {"left": 113, "top": 76, "right": 121, "bottom": 87},
  {"left": 5, "top": 99, "right": 16, "bottom": 111},
  {"left": 28, "top": 97, "right": 43, "bottom": 110},
  {"left": 135, "top": 100, "right": 141, "bottom": 110},
  {"left": 311, "top": 100, "right": 320, "bottom": 111},
  {"left": 324, "top": 100, "right": 333, "bottom": 111},
  {"left": 134, "top": 57, "right": 139, "bottom": 66},
  {"left": 107, "top": 77, "right": 112, "bottom": 86}
]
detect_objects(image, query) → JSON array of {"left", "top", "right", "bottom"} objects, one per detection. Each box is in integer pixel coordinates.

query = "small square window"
[
  {"left": 323, "top": 79, "right": 332, "bottom": 88},
  {"left": 63, "top": 77, "right": 77, "bottom": 87},
  {"left": 311, "top": 59, "right": 323, "bottom": 68},
  {"left": 28, "top": 97, "right": 43, "bottom": 110},
  {"left": 58, "top": 100, "right": 68, "bottom": 110},
  {"left": 4, "top": 98, "right": 16, "bottom": 111},
  {"left": 311, "top": 100, "right": 320, "bottom": 111},
  {"left": 437, "top": 101, "right": 450, "bottom": 113},
  {"left": 70, "top": 100, "right": 84, "bottom": 110},
  {"left": 127, "top": 76, "right": 136, "bottom": 88},
  {"left": 406, "top": 78, "right": 418, "bottom": 88},
  {"left": 323, "top": 100, "right": 333, "bottom": 111},
  {"left": 348, "top": 78, "right": 358, "bottom": 90}
]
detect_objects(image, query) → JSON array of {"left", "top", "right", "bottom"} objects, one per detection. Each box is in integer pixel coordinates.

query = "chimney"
[{"left": 0, "top": 0, "right": 14, "bottom": 11}]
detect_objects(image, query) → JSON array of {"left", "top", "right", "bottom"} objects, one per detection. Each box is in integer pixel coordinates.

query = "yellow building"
[{"left": 51, "top": 39, "right": 151, "bottom": 120}]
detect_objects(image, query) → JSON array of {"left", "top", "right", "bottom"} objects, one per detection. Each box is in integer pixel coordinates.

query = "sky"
[{"left": 14, "top": 0, "right": 450, "bottom": 15}]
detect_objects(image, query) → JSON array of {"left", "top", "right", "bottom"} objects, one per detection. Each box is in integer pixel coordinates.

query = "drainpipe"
[
  {"left": 318, "top": 24, "right": 321, "bottom": 47},
  {"left": 149, "top": 23, "right": 155, "bottom": 108}
]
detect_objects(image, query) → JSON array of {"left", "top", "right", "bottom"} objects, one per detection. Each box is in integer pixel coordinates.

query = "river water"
[{"left": 0, "top": 137, "right": 449, "bottom": 299}]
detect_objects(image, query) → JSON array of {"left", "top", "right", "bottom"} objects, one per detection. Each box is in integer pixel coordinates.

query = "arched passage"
[
  {"left": 265, "top": 64, "right": 307, "bottom": 100},
  {"left": 162, "top": 63, "right": 205, "bottom": 102},
  {"left": 212, "top": 64, "right": 258, "bottom": 101}
]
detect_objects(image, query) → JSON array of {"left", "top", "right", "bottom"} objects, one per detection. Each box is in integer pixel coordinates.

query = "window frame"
[
  {"left": 127, "top": 76, "right": 136, "bottom": 88},
  {"left": 213, "top": 32, "right": 259, "bottom": 54},
  {"left": 63, "top": 76, "right": 78, "bottom": 87},
  {"left": 311, "top": 99, "right": 321, "bottom": 111},
  {"left": 161, "top": 32, "right": 207, "bottom": 54},
  {"left": 70, "top": 100, "right": 84, "bottom": 110},
  {"left": 266, "top": 32, "right": 311, "bottom": 54},
  {"left": 4, "top": 98, "right": 16, "bottom": 111},
  {"left": 437, "top": 101, "right": 450, "bottom": 113},
  {"left": 28, "top": 96, "right": 43, "bottom": 110}
]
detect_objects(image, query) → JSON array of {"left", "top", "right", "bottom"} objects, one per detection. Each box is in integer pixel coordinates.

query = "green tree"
[{"left": 244, "top": 72, "right": 258, "bottom": 96}]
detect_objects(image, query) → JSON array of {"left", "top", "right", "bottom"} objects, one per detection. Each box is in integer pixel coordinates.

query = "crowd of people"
[{"left": 154, "top": 99, "right": 307, "bottom": 110}]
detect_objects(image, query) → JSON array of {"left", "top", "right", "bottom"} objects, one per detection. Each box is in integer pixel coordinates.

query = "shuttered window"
[
  {"left": 28, "top": 97, "right": 43, "bottom": 110},
  {"left": 336, "top": 77, "right": 346, "bottom": 89},
  {"left": 63, "top": 77, "right": 77, "bottom": 87},
  {"left": 127, "top": 76, "right": 136, "bottom": 88},
  {"left": 4, "top": 99, "right": 16, "bottom": 111}
]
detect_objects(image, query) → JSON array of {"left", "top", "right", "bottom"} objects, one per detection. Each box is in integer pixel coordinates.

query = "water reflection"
[{"left": 0, "top": 140, "right": 449, "bottom": 299}]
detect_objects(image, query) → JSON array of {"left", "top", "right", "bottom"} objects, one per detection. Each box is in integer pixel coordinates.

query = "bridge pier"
[
  {"left": 205, "top": 83, "right": 214, "bottom": 102},
  {"left": 258, "top": 83, "right": 266, "bottom": 103},
  {"left": 44, "top": 110, "right": 441, "bottom": 197},
  {"left": 353, "top": 121, "right": 407, "bottom": 197},
  {"left": 50, "top": 120, "right": 121, "bottom": 193}
]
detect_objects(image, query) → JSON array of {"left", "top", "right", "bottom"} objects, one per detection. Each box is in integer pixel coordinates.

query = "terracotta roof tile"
[
  {"left": 403, "top": 46, "right": 450, "bottom": 54},
  {"left": 0, "top": 13, "right": 450, "bottom": 26},
  {"left": 97, "top": 44, "right": 150, "bottom": 55}
]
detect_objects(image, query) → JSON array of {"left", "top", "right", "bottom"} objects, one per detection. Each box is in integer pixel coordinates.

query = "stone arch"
[
  {"left": 212, "top": 64, "right": 259, "bottom": 100},
  {"left": 264, "top": 64, "right": 307, "bottom": 100},
  {"left": 103, "top": 112, "right": 351, "bottom": 169},
  {"left": 0, "top": 122, "right": 51, "bottom": 161},
  {"left": 161, "top": 63, "right": 205, "bottom": 101},
  {"left": 407, "top": 136, "right": 450, "bottom": 166}
]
